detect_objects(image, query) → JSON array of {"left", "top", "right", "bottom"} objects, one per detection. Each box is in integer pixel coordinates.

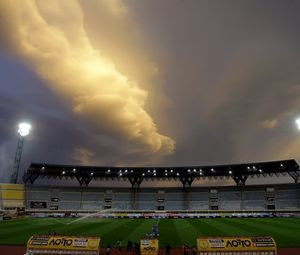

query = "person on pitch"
[
  {"left": 166, "top": 243, "right": 171, "bottom": 255},
  {"left": 116, "top": 238, "right": 122, "bottom": 253},
  {"left": 134, "top": 242, "right": 140, "bottom": 255},
  {"left": 105, "top": 244, "right": 111, "bottom": 255},
  {"left": 127, "top": 239, "right": 133, "bottom": 251},
  {"left": 183, "top": 243, "right": 189, "bottom": 255},
  {"left": 192, "top": 246, "right": 196, "bottom": 255}
]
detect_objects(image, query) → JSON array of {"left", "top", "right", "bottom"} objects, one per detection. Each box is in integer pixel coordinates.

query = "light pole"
[{"left": 10, "top": 122, "right": 31, "bottom": 183}]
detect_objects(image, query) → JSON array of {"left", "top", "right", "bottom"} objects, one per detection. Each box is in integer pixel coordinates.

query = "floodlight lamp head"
[
  {"left": 18, "top": 122, "right": 31, "bottom": 137},
  {"left": 296, "top": 119, "right": 300, "bottom": 130}
]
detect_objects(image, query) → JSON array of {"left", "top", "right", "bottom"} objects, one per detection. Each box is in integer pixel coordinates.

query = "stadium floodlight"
[
  {"left": 11, "top": 122, "right": 32, "bottom": 183},
  {"left": 18, "top": 122, "right": 31, "bottom": 137},
  {"left": 296, "top": 118, "right": 300, "bottom": 130}
]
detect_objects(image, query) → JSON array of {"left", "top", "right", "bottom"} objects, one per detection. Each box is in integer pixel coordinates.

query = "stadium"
[
  {"left": 1, "top": 159, "right": 299, "bottom": 254},
  {"left": 1, "top": 1, "right": 300, "bottom": 255}
]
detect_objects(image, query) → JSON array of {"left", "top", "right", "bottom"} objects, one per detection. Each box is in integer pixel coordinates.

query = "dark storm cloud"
[
  {"left": 0, "top": 53, "right": 78, "bottom": 180},
  {"left": 126, "top": 0, "right": 300, "bottom": 166}
]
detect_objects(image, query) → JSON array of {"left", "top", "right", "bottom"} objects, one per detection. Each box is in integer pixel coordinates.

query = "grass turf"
[{"left": 0, "top": 217, "right": 299, "bottom": 248}]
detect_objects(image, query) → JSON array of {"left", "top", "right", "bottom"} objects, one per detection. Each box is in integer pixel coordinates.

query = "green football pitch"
[{"left": 0, "top": 217, "right": 299, "bottom": 248}]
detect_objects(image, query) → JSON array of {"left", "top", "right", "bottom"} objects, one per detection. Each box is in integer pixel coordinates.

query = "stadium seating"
[
  {"left": 60, "top": 192, "right": 81, "bottom": 201},
  {"left": 59, "top": 201, "right": 81, "bottom": 210},
  {"left": 82, "top": 192, "right": 104, "bottom": 201},
  {"left": 25, "top": 184, "right": 300, "bottom": 211},
  {"left": 243, "top": 200, "right": 265, "bottom": 210}
]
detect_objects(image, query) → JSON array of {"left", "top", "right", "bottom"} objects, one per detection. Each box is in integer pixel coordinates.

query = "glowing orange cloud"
[{"left": 0, "top": 0, "right": 175, "bottom": 155}]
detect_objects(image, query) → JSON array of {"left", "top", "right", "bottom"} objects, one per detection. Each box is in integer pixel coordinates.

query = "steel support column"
[
  {"left": 128, "top": 176, "right": 143, "bottom": 188},
  {"left": 232, "top": 174, "right": 248, "bottom": 186},
  {"left": 179, "top": 176, "right": 194, "bottom": 189},
  {"left": 288, "top": 171, "right": 300, "bottom": 183},
  {"left": 11, "top": 136, "right": 25, "bottom": 183},
  {"left": 76, "top": 176, "right": 92, "bottom": 186}
]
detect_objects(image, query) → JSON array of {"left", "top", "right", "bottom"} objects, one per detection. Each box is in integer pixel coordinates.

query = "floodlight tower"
[{"left": 10, "top": 122, "right": 31, "bottom": 183}]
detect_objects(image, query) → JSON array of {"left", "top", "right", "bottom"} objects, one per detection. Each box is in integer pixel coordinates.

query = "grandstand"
[
  {"left": 25, "top": 184, "right": 300, "bottom": 211},
  {"left": 20, "top": 159, "right": 300, "bottom": 212}
]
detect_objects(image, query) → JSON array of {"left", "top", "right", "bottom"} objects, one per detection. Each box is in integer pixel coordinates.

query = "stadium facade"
[{"left": 18, "top": 159, "right": 300, "bottom": 212}]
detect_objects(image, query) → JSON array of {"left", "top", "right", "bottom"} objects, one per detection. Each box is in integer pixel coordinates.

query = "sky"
[{"left": 0, "top": 0, "right": 300, "bottom": 183}]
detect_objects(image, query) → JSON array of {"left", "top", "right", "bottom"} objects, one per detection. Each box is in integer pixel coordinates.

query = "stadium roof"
[{"left": 23, "top": 159, "right": 300, "bottom": 188}]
